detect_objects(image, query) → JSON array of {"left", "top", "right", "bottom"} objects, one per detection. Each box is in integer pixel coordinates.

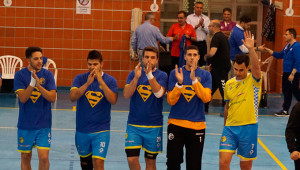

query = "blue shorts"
[
  {"left": 125, "top": 124, "right": 162, "bottom": 154},
  {"left": 75, "top": 130, "right": 110, "bottom": 160},
  {"left": 219, "top": 124, "right": 258, "bottom": 160},
  {"left": 17, "top": 128, "right": 51, "bottom": 153}
]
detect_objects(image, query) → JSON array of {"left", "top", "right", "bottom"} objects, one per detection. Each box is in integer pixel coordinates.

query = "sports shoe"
[{"left": 274, "top": 110, "right": 289, "bottom": 117}]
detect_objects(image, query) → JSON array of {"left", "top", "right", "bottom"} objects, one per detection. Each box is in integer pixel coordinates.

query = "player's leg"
[
  {"left": 80, "top": 155, "right": 93, "bottom": 170},
  {"left": 126, "top": 149, "right": 141, "bottom": 170},
  {"left": 237, "top": 124, "right": 258, "bottom": 170},
  {"left": 91, "top": 131, "right": 110, "bottom": 170},
  {"left": 144, "top": 152, "right": 158, "bottom": 170},
  {"left": 37, "top": 149, "right": 50, "bottom": 170},
  {"left": 219, "top": 126, "right": 238, "bottom": 170},
  {"left": 143, "top": 126, "right": 163, "bottom": 170},
  {"left": 18, "top": 129, "right": 36, "bottom": 170},
  {"left": 125, "top": 125, "right": 143, "bottom": 170},
  {"left": 240, "top": 159, "right": 253, "bottom": 170},
  {"left": 166, "top": 124, "right": 185, "bottom": 170},
  {"left": 92, "top": 158, "right": 104, "bottom": 170},
  {"left": 219, "top": 152, "right": 234, "bottom": 170},
  {"left": 21, "top": 152, "right": 32, "bottom": 170},
  {"left": 75, "top": 131, "right": 93, "bottom": 169},
  {"left": 185, "top": 128, "right": 205, "bottom": 170},
  {"left": 35, "top": 128, "right": 51, "bottom": 170}
]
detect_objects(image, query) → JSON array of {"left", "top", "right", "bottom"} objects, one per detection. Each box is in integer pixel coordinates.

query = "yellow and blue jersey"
[
  {"left": 168, "top": 67, "right": 212, "bottom": 123},
  {"left": 14, "top": 68, "right": 56, "bottom": 130},
  {"left": 224, "top": 73, "right": 262, "bottom": 126},
  {"left": 126, "top": 69, "right": 168, "bottom": 126},
  {"left": 71, "top": 72, "right": 118, "bottom": 133}
]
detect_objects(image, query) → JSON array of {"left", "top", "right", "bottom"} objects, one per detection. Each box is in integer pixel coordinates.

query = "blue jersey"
[
  {"left": 273, "top": 41, "right": 300, "bottom": 73},
  {"left": 126, "top": 69, "right": 168, "bottom": 126},
  {"left": 229, "top": 26, "right": 245, "bottom": 60},
  {"left": 71, "top": 72, "right": 118, "bottom": 133},
  {"left": 168, "top": 67, "right": 211, "bottom": 122},
  {"left": 14, "top": 68, "right": 56, "bottom": 130}
]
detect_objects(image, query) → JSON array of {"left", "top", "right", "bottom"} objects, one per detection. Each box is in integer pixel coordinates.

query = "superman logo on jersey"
[
  {"left": 182, "top": 85, "right": 195, "bottom": 102},
  {"left": 85, "top": 91, "right": 104, "bottom": 108},
  {"left": 137, "top": 85, "right": 152, "bottom": 102}
]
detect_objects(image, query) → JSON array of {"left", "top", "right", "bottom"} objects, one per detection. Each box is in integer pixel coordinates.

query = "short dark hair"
[
  {"left": 233, "top": 54, "right": 249, "bottom": 67},
  {"left": 195, "top": 2, "right": 204, "bottom": 6},
  {"left": 143, "top": 46, "right": 159, "bottom": 58},
  {"left": 185, "top": 45, "right": 199, "bottom": 54},
  {"left": 286, "top": 28, "right": 297, "bottom": 39},
  {"left": 145, "top": 12, "right": 155, "bottom": 20},
  {"left": 178, "top": 11, "right": 187, "bottom": 18},
  {"left": 223, "top": 8, "right": 232, "bottom": 13},
  {"left": 25, "top": 46, "right": 42, "bottom": 59},
  {"left": 239, "top": 15, "right": 251, "bottom": 24},
  {"left": 87, "top": 50, "right": 103, "bottom": 63}
]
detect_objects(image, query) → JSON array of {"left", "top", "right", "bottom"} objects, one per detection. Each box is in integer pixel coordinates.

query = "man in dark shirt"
[
  {"left": 205, "top": 20, "right": 231, "bottom": 115},
  {"left": 286, "top": 102, "right": 300, "bottom": 169}
]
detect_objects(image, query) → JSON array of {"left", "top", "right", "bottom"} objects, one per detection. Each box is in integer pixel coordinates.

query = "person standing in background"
[
  {"left": 220, "top": 8, "right": 236, "bottom": 38},
  {"left": 263, "top": 28, "right": 300, "bottom": 117},
  {"left": 205, "top": 20, "right": 231, "bottom": 116},
  {"left": 187, "top": 1, "right": 210, "bottom": 67},
  {"left": 167, "top": 11, "right": 197, "bottom": 67},
  {"left": 131, "top": 12, "right": 175, "bottom": 62}
]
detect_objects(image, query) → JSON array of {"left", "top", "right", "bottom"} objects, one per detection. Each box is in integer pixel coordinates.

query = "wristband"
[
  {"left": 192, "top": 79, "right": 198, "bottom": 85},
  {"left": 291, "top": 73, "right": 295, "bottom": 76},
  {"left": 146, "top": 71, "right": 154, "bottom": 80},
  {"left": 30, "top": 73, "right": 36, "bottom": 87},
  {"left": 176, "top": 82, "right": 183, "bottom": 86}
]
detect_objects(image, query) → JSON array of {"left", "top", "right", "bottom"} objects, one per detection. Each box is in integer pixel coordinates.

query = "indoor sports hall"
[{"left": 0, "top": 0, "right": 299, "bottom": 169}]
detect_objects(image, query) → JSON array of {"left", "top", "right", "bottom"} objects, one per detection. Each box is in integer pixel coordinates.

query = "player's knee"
[
  {"left": 38, "top": 154, "right": 49, "bottom": 163},
  {"left": 144, "top": 151, "right": 158, "bottom": 160},
  {"left": 80, "top": 155, "right": 93, "bottom": 170},
  {"left": 92, "top": 158, "right": 104, "bottom": 169},
  {"left": 21, "top": 153, "right": 32, "bottom": 160},
  {"left": 125, "top": 149, "right": 140, "bottom": 158}
]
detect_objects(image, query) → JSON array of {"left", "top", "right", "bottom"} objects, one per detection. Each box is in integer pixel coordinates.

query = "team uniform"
[
  {"left": 219, "top": 73, "right": 262, "bottom": 160},
  {"left": 71, "top": 72, "right": 118, "bottom": 160},
  {"left": 229, "top": 25, "right": 245, "bottom": 61},
  {"left": 14, "top": 68, "right": 56, "bottom": 153},
  {"left": 125, "top": 68, "right": 168, "bottom": 156},
  {"left": 167, "top": 66, "right": 212, "bottom": 169}
]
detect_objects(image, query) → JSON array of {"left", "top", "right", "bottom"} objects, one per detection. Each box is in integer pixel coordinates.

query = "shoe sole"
[{"left": 274, "top": 114, "right": 289, "bottom": 117}]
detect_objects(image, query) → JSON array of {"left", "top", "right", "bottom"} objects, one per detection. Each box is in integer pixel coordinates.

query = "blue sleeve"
[
  {"left": 273, "top": 50, "right": 284, "bottom": 59},
  {"left": 201, "top": 71, "right": 212, "bottom": 90},
  {"left": 46, "top": 71, "right": 56, "bottom": 91},
  {"left": 0, "top": 73, "right": 1, "bottom": 78},
  {"left": 234, "top": 31, "right": 244, "bottom": 46},
  {"left": 157, "top": 71, "right": 168, "bottom": 89},
  {"left": 71, "top": 75, "right": 83, "bottom": 89},
  {"left": 168, "top": 70, "right": 177, "bottom": 91},
  {"left": 154, "top": 27, "right": 172, "bottom": 44},
  {"left": 292, "top": 46, "right": 300, "bottom": 70},
  {"left": 14, "top": 71, "right": 26, "bottom": 92},
  {"left": 126, "top": 71, "right": 135, "bottom": 85},
  {"left": 107, "top": 77, "right": 118, "bottom": 94}
]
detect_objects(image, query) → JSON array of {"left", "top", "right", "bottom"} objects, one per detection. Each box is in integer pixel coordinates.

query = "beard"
[{"left": 30, "top": 62, "right": 41, "bottom": 71}]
